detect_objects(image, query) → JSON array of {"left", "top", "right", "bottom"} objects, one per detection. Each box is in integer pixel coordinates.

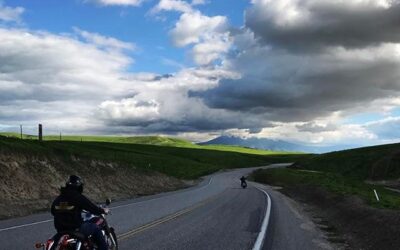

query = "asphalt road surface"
[{"left": 0, "top": 164, "right": 333, "bottom": 250}]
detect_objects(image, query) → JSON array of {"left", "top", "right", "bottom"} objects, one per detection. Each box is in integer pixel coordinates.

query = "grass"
[
  {"left": 0, "top": 135, "right": 305, "bottom": 179},
  {"left": 251, "top": 142, "right": 400, "bottom": 210},
  {"left": 252, "top": 168, "right": 400, "bottom": 209},
  {"left": 295, "top": 142, "right": 400, "bottom": 180},
  {"left": 0, "top": 132, "right": 294, "bottom": 155}
]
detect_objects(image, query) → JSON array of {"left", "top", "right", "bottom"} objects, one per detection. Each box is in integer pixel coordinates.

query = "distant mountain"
[{"left": 198, "top": 136, "right": 359, "bottom": 153}]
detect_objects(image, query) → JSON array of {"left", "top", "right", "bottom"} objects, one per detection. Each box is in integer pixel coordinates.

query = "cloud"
[
  {"left": 0, "top": 28, "right": 133, "bottom": 132},
  {"left": 74, "top": 28, "right": 136, "bottom": 52},
  {"left": 86, "top": 0, "right": 144, "bottom": 6},
  {"left": 365, "top": 117, "right": 400, "bottom": 140},
  {"left": 151, "top": 0, "right": 193, "bottom": 13},
  {"left": 170, "top": 11, "right": 228, "bottom": 47},
  {"left": 95, "top": 67, "right": 269, "bottom": 133},
  {"left": 152, "top": 1, "right": 231, "bottom": 66},
  {"left": 193, "top": 43, "right": 400, "bottom": 123},
  {"left": 245, "top": 0, "right": 400, "bottom": 51},
  {"left": 191, "top": 33, "right": 231, "bottom": 65},
  {"left": 191, "top": 0, "right": 400, "bottom": 127},
  {"left": 0, "top": 2, "right": 24, "bottom": 23},
  {"left": 191, "top": 0, "right": 206, "bottom": 5},
  {"left": 296, "top": 122, "right": 337, "bottom": 133},
  {"left": 2, "top": 0, "right": 400, "bottom": 146}
]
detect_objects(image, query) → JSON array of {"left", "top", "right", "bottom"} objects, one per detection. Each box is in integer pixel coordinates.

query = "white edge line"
[
  {"left": 0, "top": 176, "right": 214, "bottom": 232},
  {"left": 0, "top": 219, "right": 52, "bottom": 233},
  {"left": 252, "top": 187, "right": 272, "bottom": 250}
]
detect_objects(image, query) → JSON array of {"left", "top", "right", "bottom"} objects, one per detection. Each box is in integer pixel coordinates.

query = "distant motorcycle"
[
  {"left": 240, "top": 176, "right": 247, "bottom": 189},
  {"left": 36, "top": 199, "right": 118, "bottom": 250}
]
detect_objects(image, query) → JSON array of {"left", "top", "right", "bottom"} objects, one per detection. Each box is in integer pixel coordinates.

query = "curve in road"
[{"left": 0, "top": 163, "right": 332, "bottom": 250}]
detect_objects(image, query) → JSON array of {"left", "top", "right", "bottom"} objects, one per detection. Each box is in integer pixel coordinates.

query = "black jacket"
[{"left": 51, "top": 187, "right": 104, "bottom": 232}]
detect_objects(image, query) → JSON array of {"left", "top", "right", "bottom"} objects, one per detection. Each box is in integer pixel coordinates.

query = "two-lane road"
[{"left": 0, "top": 164, "right": 333, "bottom": 250}]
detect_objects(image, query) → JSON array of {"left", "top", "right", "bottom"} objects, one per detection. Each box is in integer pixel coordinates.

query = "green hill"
[
  {"left": 295, "top": 142, "right": 400, "bottom": 180},
  {"left": 252, "top": 142, "right": 400, "bottom": 210},
  {"left": 0, "top": 133, "right": 295, "bottom": 155},
  {"left": 0, "top": 135, "right": 304, "bottom": 179}
]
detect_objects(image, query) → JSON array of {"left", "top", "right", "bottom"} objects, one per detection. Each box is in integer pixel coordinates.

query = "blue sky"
[
  {"left": 5, "top": 0, "right": 248, "bottom": 73},
  {"left": 1, "top": 0, "right": 400, "bottom": 146}
]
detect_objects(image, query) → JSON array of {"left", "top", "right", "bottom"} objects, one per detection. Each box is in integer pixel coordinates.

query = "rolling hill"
[{"left": 199, "top": 135, "right": 360, "bottom": 153}]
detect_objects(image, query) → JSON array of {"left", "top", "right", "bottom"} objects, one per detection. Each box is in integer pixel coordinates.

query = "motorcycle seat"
[
  {"left": 58, "top": 231, "right": 87, "bottom": 241},
  {"left": 72, "top": 232, "right": 87, "bottom": 241}
]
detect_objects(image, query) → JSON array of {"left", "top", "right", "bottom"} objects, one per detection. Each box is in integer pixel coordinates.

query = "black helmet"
[{"left": 66, "top": 175, "right": 84, "bottom": 193}]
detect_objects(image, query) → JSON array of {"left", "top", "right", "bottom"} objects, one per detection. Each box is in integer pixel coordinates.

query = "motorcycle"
[
  {"left": 35, "top": 199, "right": 118, "bottom": 250},
  {"left": 241, "top": 181, "right": 247, "bottom": 189}
]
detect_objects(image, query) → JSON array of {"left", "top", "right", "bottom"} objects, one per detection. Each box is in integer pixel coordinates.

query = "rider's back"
[
  {"left": 51, "top": 187, "right": 84, "bottom": 232},
  {"left": 51, "top": 187, "right": 103, "bottom": 232}
]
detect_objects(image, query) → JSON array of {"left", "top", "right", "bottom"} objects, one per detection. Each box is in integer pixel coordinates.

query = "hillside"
[
  {"left": 200, "top": 135, "right": 359, "bottom": 153},
  {"left": 0, "top": 135, "right": 304, "bottom": 218},
  {"left": 294, "top": 142, "right": 400, "bottom": 180},
  {"left": 0, "top": 133, "right": 193, "bottom": 146},
  {"left": 0, "top": 135, "right": 304, "bottom": 179},
  {"left": 252, "top": 142, "right": 400, "bottom": 250},
  {"left": 0, "top": 133, "right": 293, "bottom": 155}
]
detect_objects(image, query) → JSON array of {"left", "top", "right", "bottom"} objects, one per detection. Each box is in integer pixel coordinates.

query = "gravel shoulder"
[{"left": 279, "top": 185, "right": 400, "bottom": 250}]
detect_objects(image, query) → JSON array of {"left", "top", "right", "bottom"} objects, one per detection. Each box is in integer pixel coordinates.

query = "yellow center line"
[{"left": 118, "top": 191, "right": 226, "bottom": 241}]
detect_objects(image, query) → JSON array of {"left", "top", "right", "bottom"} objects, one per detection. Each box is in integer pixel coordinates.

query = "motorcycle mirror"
[{"left": 105, "top": 198, "right": 111, "bottom": 205}]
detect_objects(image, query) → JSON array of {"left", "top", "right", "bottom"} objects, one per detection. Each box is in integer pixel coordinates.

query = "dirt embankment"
[
  {"left": 281, "top": 185, "right": 400, "bottom": 250},
  {"left": 0, "top": 152, "right": 185, "bottom": 219}
]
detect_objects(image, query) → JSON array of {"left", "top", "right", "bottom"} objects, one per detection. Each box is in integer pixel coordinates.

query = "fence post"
[{"left": 38, "top": 124, "right": 43, "bottom": 141}]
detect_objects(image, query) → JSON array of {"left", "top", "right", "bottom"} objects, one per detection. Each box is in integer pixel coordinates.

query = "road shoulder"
[{"left": 252, "top": 182, "right": 344, "bottom": 250}]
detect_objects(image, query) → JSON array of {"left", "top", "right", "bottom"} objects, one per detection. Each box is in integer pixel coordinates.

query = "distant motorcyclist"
[
  {"left": 51, "top": 175, "right": 109, "bottom": 250},
  {"left": 240, "top": 176, "right": 247, "bottom": 188}
]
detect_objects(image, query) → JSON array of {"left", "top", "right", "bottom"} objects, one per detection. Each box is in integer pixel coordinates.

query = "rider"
[
  {"left": 51, "top": 175, "right": 109, "bottom": 250},
  {"left": 240, "top": 175, "right": 247, "bottom": 186}
]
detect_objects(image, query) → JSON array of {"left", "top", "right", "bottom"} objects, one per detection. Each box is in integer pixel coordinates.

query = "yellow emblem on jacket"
[{"left": 55, "top": 202, "right": 75, "bottom": 210}]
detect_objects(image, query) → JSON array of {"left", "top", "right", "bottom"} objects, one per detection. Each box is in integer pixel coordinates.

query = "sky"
[{"left": 1, "top": 0, "right": 400, "bottom": 146}]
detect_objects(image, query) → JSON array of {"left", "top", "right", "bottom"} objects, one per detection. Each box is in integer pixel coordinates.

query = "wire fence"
[{"left": 0, "top": 124, "right": 62, "bottom": 141}]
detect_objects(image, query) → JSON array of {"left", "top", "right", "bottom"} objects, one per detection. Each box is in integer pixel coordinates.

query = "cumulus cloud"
[
  {"left": 191, "top": 0, "right": 400, "bottom": 132},
  {"left": 0, "top": 28, "right": 134, "bottom": 133},
  {"left": 86, "top": 0, "right": 143, "bottom": 6},
  {"left": 151, "top": 0, "right": 193, "bottom": 13},
  {"left": 246, "top": 0, "right": 400, "bottom": 51},
  {"left": 95, "top": 67, "right": 268, "bottom": 133},
  {"left": 151, "top": 1, "right": 230, "bottom": 65},
  {"left": 170, "top": 11, "right": 228, "bottom": 47},
  {"left": 3, "top": 0, "right": 400, "bottom": 146},
  {"left": 163, "top": 5, "right": 230, "bottom": 66},
  {"left": 0, "top": 25, "right": 246, "bottom": 136},
  {"left": 296, "top": 121, "right": 337, "bottom": 133},
  {"left": 0, "top": 2, "right": 24, "bottom": 22},
  {"left": 191, "top": 33, "right": 231, "bottom": 65},
  {"left": 193, "top": 43, "right": 400, "bottom": 124}
]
